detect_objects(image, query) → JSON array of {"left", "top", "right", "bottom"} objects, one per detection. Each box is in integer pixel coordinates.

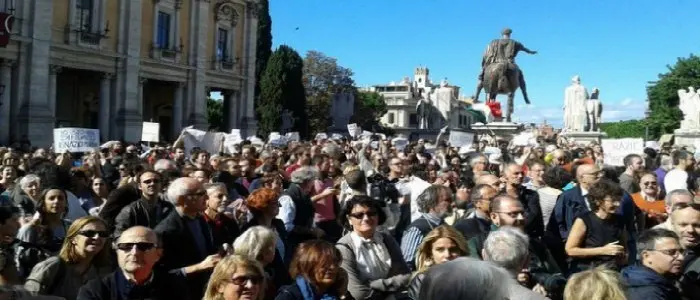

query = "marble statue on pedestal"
[
  {"left": 586, "top": 88, "right": 603, "bottom": 131},
  {"left": 281, "top": 109, "right": 295, "bottom": 132},
  {"left": 563, "top": 75, "right": 589, "bottom": 132},
  {"left": 678, "top": 87, "right": 700, "bottom": 131}
]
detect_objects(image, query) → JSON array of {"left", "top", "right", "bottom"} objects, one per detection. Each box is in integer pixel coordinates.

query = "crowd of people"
[{"left": 0, "top": 133, "right": 697, "bottom": 300}]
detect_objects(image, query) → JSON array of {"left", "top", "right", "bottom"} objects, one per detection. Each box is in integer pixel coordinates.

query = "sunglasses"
[
  {"left": 78, "top": 230, "right": 110, "bottom": 238},
  {"left": 116, "top": 242, "right": 157, "bottom": 252},
  {"left": 349, "top": 211, "right": 378, "bottom": 219},
  {"left": 141, "top": 179, "right": 161, "bottom": 184},
  {"left": 642, "top": 182, "right": 658, "bottom": 186},
  {"left": 228, "top": 275, "right": 263, "bottom": 285}
]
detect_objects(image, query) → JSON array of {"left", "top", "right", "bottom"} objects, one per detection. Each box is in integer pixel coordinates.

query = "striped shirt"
[{"left": 400, "top": 213, "right": 442, "bottom": 270}]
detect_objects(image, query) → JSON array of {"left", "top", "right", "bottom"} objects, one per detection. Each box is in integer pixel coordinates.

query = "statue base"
[
  {"left": 560, "top": 131, "right": 608, "bottom": 145},
  {"left": 471, "top": 122, "right": 525, "bottom": 142},
  {"left": 673, "top": 129, "right": 700, "bottom": 148}
]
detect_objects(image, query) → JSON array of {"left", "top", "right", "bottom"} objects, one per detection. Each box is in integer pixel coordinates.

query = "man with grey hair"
[
  {"left": 153, "top": 159, "right": 177, "bottom": 173},
  {"left": 482, "top": 227, "right": 548, "bottom": 300},
  {"left": 400, "top": 185, "right": 452, "bottom": 270},
  {"left": 155, "top": 177, "right": 221, "bottom": 300},
  {"left": 653, "top": 189, "right": 694, "bottom": 231},
  {"left": 277, "top": 166, "right": 324, "bottom": 259}
]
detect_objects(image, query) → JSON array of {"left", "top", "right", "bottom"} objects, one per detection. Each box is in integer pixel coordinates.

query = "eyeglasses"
[
  {"left": 642, "top": 181, "right": 658, "bottom": 186},
  {"left": 116, "top": 242, "right": 157, "bottom": 252},
  {"left": 349, "top": 211, "right": 378, "bottom": 219},
  {"left": 651, "top": 248, "right": 683, "bottom": 258},
  {"left": 227, "top": 275, "right": 263, "bottom": 286},
  {"left": 141, "top": 179, "right": 161, "bottom": 184},
  {"left": 78, "top": 230, "right": 110, "bottom": 238},
  {"left": 494, "top": 210, "right": 525, "bottom": 218}
]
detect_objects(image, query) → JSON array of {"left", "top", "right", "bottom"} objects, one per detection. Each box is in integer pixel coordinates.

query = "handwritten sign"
[
  {"left": 448, "top": 131, "right": 474, "bottom": 147},
  {"left": 141, "top": 122, "right": 160, "bottom": 142},
  {"left": 53, "top": 128, "right": 100, "bottom": 153},
  {"left": 601, "top": 138, "right": 644, "bottom": 166}
]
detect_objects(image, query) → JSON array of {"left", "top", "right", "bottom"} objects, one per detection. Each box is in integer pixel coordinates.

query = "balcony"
[
  {"left": 212, "top": 55, "right": 239, "bottom": 72},
  {"left": 151, "top": 43, "right": 183, "bottom": 63}
]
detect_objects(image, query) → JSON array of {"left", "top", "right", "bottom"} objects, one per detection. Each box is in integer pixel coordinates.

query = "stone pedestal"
[
  {"left": 560, "top": 131, "right": 608, "bottom": 145},
  {"left": 471, "top": 122, "right": 525, "bottom": 141},
  {"left": 673, "top": 129, "right": 700, "bottom": 147}
]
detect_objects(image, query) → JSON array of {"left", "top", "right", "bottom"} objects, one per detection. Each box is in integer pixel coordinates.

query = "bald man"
[
  {"left": 551, "top": 164, "right": 602, "bottom": 239},
  {"left": 78, "top": 226, "right": 190, "bottom": 299},
  {"left": 476, "top": 174, "right": 502, "bottom": 192}
]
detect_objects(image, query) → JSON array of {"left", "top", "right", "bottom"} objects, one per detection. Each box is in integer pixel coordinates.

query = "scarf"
[{"left": 295, "top": 276, "right": 338, "bottom": 300}]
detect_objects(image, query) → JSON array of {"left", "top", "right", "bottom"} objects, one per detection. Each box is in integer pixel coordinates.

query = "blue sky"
[{"left": 269, "top": 0, "right": 700, "bottom": 127}]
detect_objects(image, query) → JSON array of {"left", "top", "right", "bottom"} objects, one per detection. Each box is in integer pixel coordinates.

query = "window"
[
  {"left": 157, "top": 12, "right": 171, "bottom": 49},
  {"left": 409, "top": 113, "right": 418, "bottom": 126},
  {"left": 0, "top": 0, "right": 15, "bottom": 13},
  {"left": 388, "top": 113, "right": 395, "bottom": 124},
  {"left": 217, "top": 28, "right": 229, "bottom": 60},
  {"left": 77, "top": 0, "right": 93, "bottom": 31}
]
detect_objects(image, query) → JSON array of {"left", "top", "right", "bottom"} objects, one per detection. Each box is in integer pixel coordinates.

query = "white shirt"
[
  {"left": 395, "top": 176, "right": 431, "bottom": 222},
  {"left": 350, "top": 232, "right": 392, "bottom": 282},
  {"left": 665, "top": 169, "right": 689, "bottom": 192}
]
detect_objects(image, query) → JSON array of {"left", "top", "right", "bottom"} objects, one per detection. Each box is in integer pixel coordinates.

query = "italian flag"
[{"left": 460, "top": 98, "right": 502, "bottom": 123}]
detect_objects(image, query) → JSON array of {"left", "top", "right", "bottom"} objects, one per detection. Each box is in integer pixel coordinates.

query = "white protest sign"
[
  {"left": 53, "top": 128, "right": 100, "bottom": 153},
  {"left": 392, "top": 137, "right": 409, "bottom": 151},
  {"left": 286, "top": 132, "right": 300, "bottom": 141},
  {"left": 331, "top": 133, "right": 344, "bottom": 140},
  {"left": 601, "top": 138, "right": 644, "bottom": 166},
  {"left": 268, "top": 132, "right": 288, "bottom": 146},
  {"left": 513, "top": 132, "right": 534, "bottom": 146},
  {"left": 141, "top": 122, "right": 160, "bottom": 142},
  {"left": 347, "top": 123, "right": 359, "bottom": 137},
  {"left": 448, "top": 131, "right": 474, "bottom": 147},
  {"left": 315, "top": 133, "right": 328, "bottom": 141},
  {"left": 182, "top": 127, "right": 225, "bottom": 155}
]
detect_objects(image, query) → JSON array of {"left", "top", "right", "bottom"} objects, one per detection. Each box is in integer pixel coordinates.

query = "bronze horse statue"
[{"left": 473, "top": 62, "right": 525, "bottom": 122}]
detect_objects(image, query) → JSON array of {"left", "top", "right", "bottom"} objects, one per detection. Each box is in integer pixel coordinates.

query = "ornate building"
[
  {"left": 364, "top": 67, "right": 473, "bottom": 136},
  {"left": 0, "top": 0, "right": 259, "bottom": 146}
]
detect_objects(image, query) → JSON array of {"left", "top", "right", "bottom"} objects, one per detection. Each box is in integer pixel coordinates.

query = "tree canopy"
[
  {"left": 599, "top": 120, "right": 647, "bottom": 139},
  {"left": 206, "top": 98, "right": 223, "bottom": 131},
  {"left": 254, "top": 0, "right": 272, "bottom": 118},
  {"left": 646, "top": 54, "right": 700, "bottom": 138},
  {"left": 303, "top": 50, "right": 356, "bottom": 134},
  {"left": 351, "top": 91, "right": 388, "bottom": 132}
]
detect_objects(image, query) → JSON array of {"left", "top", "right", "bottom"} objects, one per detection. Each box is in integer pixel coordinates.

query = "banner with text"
[
  {"left": 141, "top": 122, "right": 160, "bottom": 142},
  {"left": 601, "top": 138, "right": 644, "bottom": 166},
  {"left": 53, "top": 128, "right": 100, "bottom": 153},
  {"left": 448, "top": 131, "right": 475, "bottom": 147}
]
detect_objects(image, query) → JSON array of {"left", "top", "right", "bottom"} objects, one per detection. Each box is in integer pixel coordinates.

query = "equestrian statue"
[{"left": 473, "top": 28, "right": 537, "bottom": 122}]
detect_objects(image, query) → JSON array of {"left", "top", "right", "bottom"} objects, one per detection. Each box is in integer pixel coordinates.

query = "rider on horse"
[{"left": 475, "top": 28, "right": 537, "bottom": 104}]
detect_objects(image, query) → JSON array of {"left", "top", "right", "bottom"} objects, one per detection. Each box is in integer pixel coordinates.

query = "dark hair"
[
  {"left": 623, "top": 154, "right": 642, "bottom": 167},
  {"left": 489, "top": 194, "right": 519, "bottom": 213},
  {"left": 289, "top": 240, "right": 342, "bottom": 291},
  {"left": 0, "top": 206, "right": 19, "bottom": 224},
  {"left": 136, "top": 169, "right": 161, "bottom": 183},
  {"left": 98, "top": 185, "right": 140, "bottom": 232},
  {"left": 588, "top": 179, "right": 624, "bottom": 211},
  {"left": 636, "top": 228, "right": 679, "bottom": 259},
  {"left": 543, "top": 166, "right": 572, "bottom": 190},
  {"left": 338, "top": 195, "right": 387, "bottom": 231},
  {"left": 673, "top": 151, "right": 693, "bottom": 165},
  {"left": 416, "top": 185, "right": 452, "bottom": 212},
  {"left": 344, "top": 169, "right": 366, "bottom": 191},
  {"left": 527, "top": 159, "right": 546, "bottom": 169}
]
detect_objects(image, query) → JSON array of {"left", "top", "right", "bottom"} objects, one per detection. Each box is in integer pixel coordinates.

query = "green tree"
[
  {"left": 599, "top": 120, "right": 647, "bottom": 138},
  {"left": 206, "top": 98, "right": 223, "bottom": 131},
  {"left": 647, "top": 54, "right": 700, "bottom": 138},
  {"left": 303, "top": 51, "right": 356, "bottom": 134},
  {"left": 351, "top": 91, "right": 388, "bottom": 131},
  {"left": 254, "top": 0, "right": 272, "bottom": 116},
  {"left": 257, "top": 45, "right": 306, "bottom": 137}
]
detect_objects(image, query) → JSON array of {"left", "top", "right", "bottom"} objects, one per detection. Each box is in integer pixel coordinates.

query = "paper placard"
[
  {"left": 286, "top": 132, "right": 300, "bottom": 141},
  {"left": 347, "top": 123, "right": 359, "bottom": 137},
  {"left": 448, "top": 131, "right": 474, "bottom": 147},
  {"left": 392, "top": 138, "right": 409, "bottom": 151},
  {"left": 315, "top": 133, "right": 328, "bottom": 141},
  {"left": 141, "top": 122, "right": 160, "bottom": 142},
  {"left": 53, "top": 128, "right": 100, "bottom": 153},
  {"left": 182, "top": 127, "right": 225, "bottom": 155},
  {"left": 601, "top": 138, "right": 644, "bottom": 166}
]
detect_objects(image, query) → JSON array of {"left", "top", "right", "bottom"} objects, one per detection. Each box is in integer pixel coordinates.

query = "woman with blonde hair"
[
  {"left": 408, "top": 225, "right": 469, "bottom": 299},
  {"left": 24, "top": 216, "right": 112, "bottom": 299},
  {"left": 564, "top": 266, "right": 627, "bottom": 300},
  {"left": 234, "top": 225, "right": 290, "bottom": 300},
  {"left": 204, "top": 255, "right": 266, "bottom": 300}
]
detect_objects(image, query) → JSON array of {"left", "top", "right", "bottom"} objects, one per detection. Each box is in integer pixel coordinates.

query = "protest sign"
[
  {"left": 53, "top": 128, "right": 100, "bottom": 153},
  {"left": 601, "top": 138, "right": 644, "bottom": 166},
  {"left": 315, "top": 133, "right": 328, "bottom": 141},
  {"left": 347, "top": 123, "right": 360, "bottom": 137},
  {"left": 392, "top": 137, "right": 409, "bottom": 151},
  {"left": 286, "top": 132, "right": 300, "bottom": 141},
  {"left": 141, "top": 122, "right": 160, "bottom": 142},
  {"left": 182, "top": 127, "right": 224, "bottom": 155},
  {"left": 448, "top": 131, "right": 474, "bottom": 147}
]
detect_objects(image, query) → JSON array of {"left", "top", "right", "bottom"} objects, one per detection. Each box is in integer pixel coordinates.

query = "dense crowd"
[{"left": 0, "top": 133, "right": 698, "bottom": 300}]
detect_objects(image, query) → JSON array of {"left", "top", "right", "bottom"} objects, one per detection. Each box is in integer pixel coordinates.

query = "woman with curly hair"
[
  {"left": 565, "top": 179, "right": 628, "bottom": 272},
  {"left": 407, "top": 225, "right": 468, "bottom": 299}
]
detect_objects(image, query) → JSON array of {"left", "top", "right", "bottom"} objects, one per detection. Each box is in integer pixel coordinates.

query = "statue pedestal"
[
  {"left": 471, "top": 122, "right": 525, "bottom": 141},
  {"left": 560, "top": 131, "right": 608, "bottom": 145},
  {"left": 673, "top": 129, "right": 700, "bottom": 147}
]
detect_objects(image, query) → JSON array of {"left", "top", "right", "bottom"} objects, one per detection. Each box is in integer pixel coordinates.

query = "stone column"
[
  {"left": 241, "top": 2, "right": 259, "bottom": 136},
  {"left": 114, "top": 0, "right": 142, "bottom": 142},
  {"left": 48, "top": 65, "right": 62, "bottom": 119},
  {"left": 172, "top": 81, "right": 185, "bottom": 138},
  {"left": 224, "top": 90, "right": 237, "bottom": 131},
  {"left": 0, "top": 60, "right": 13, "bottom": 144},
  {"left": 138, "top": 77, "right": 147, "bottom": 117},
  {"left": 99, "top": 73, "right": 113, "bottom": 140},
  {"left": 187, "top": 0, "right": 209, "bottom": 129}
]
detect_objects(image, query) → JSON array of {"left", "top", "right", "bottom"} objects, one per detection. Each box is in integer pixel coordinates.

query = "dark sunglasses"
[
  {"left": 229, "top": 275, "right": 263, "bottom": 286},
  {"left": 116, "top": 242, "right": 157, "bottom": 252},
  {"left": 141, "top": 179, "right": 161, "bottom": 184},
  {"left": 78, "top": 230, "right": 110, "bottom": 238},
  {"left": 642, "top": 181, "right": 658, "bottom": 186},
  {"left": 349, "top": 211, "right": 378, "bottom": 219}
]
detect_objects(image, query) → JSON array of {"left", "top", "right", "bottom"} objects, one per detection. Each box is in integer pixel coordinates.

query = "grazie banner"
[
  {"left": 53, "top": 128, "right": 100, "bottom": 153},
  {"left": 0, "top": 13, "right": 14, "bottom": 47}
]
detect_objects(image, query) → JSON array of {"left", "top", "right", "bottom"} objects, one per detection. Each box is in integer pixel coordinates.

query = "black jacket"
[
  {"left": 516, "top": 186, "right": 544, "bottom": 238},
  {"left": 77, "top": 269, "right": 189, "bottom": 300},
  {"left": 454, "top": 216, "right": 491, "bottom": 241},
  {"left": 154, "top": 211, "right": 216, "bottom": 300},
  {"left": 622, "top": 265, "right": 682, "bottom": 300},
  {"left": 113, "top": 197, "right": 175, "bottom": 238}
]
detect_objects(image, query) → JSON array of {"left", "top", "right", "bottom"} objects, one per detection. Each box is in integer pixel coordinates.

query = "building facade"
[
  {"left": 0, "top": 0, "right": 259, "bottom": 146},
  {"left": 365, "top": 67, "right": 473, "bottom": 136}
]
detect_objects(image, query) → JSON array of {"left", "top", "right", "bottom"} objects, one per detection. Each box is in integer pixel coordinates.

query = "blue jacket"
[
  {"left": 551, "top": 186, "right": 587, "bottom": 240},
  {"left": 622, "top": 265, "right": 681, "bottom": 300}
]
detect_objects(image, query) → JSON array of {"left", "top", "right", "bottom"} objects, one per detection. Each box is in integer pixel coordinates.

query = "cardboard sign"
[
  {"left": 448, "top": 131, "right": 474, "bottom": 147},
  {"left": 141, "top": 122, "right": 160, "bottom": 142},
  {"left": 601, "top": 138, "right": 644, "bottom": 166},
  {"left": 53, "top": 128, "right": 100, "bottom": 153}
]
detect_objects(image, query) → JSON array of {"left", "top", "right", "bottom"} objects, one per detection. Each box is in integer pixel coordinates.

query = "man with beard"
[
  {"left": 400, "top": 185, "right": 453, "bottom": 271},
  {"left": 468, "top": 195, "right": 563, "bottom": 298},
  {"left": 671, "top": 203, "right": 700, "bottom": 298},
  {"left": 665, "top": 151, "right": 696, "bottom": 193},
  {"left": 622, "top": 229, "right": 684, "bottom": 299},
  {"left": 113, "top": 171, "right": 174, "bottom": 238}
]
